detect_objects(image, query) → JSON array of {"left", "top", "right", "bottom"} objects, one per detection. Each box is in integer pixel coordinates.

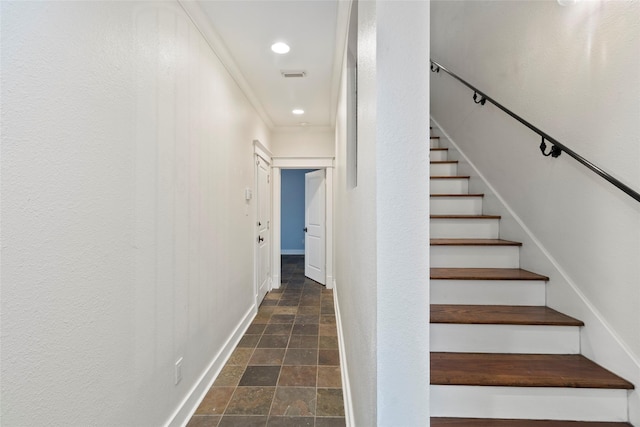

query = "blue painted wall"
[{"left": 281, "top": 169, "right": 316, "bottom": 254}]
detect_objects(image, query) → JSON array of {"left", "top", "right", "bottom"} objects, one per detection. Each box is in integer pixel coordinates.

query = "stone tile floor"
[{"left": 187, "top": 255, "right": 346, "bottom": 427}]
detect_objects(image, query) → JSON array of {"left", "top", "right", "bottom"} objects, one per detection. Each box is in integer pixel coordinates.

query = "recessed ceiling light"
[
  {"left": 292, "top": 109, "right": 305, "bottom": 115},
  {"left": 271, "top": 42, "right": 290, "bottom": 54}
]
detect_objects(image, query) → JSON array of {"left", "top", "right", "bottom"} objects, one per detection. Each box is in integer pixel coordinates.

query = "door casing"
[{"left": 271, "top": 157, "right": 334, "bottom": 289}]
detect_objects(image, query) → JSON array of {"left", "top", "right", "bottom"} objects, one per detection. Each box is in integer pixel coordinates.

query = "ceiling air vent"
[{"left": 281, "top": 71, "right": 306, "bottom": 78}]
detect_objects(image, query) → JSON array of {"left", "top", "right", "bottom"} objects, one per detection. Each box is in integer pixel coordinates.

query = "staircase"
[{"left": 428, "top": 126, "right": 635, "bottom": 425}]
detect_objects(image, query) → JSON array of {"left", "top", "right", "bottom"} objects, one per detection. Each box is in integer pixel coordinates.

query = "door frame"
[
  {"left": 272, "top": 156, "right": 334, "bottom": 289},
  {"left": 253, "top": 140, "right": 273, "bottom": 306}
]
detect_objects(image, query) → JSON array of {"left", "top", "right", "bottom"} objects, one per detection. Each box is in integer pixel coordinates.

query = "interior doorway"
[
  {"left": 271, "top": 160, "right": 333, "bottom": 290},
  {"left": 280, "top": 169, "right": 326, "bottom": 285}
]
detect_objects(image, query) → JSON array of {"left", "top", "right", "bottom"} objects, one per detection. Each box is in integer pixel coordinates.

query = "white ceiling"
[{"left": 197, "top": 0, "right": 347, "bottom": 129}]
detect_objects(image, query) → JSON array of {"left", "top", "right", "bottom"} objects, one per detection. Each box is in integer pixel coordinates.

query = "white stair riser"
[
  {"left": 430, "top": 280, "right": 546, "bottom": 306},
  {"left": 430, "top": 385, "right": 629, "bottom": 422},
  {"left": 431, "top": 245, "right": 520, "bottom": 268},
  {"left": 431, "top": 197, "right": 483, "bottom": 215},
  {"left": 430, "top": 218, "right": 499, "bottom": 239},
  {"left": 430, "top": 324, "right": 580, "bottom": 354},
  {"left": 430, "top": 150, "right": 448, "bottom": 161},
  {"left": 431, "top": 178, "right": 469, "bottom": 194},
  {"left": 431, "top": 163, "right": 458, "bottom": 176},
  {"left": 430, "top": 138, "right": 440, "bottom": 149}
]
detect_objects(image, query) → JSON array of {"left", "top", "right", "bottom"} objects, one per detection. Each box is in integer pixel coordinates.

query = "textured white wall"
[
  {"left": 272, "top": 128, "right": 335, "bottom": 158},
  {"left": 431, "top": 0, "right": 640, "bottom": 421},
  {"left": 375, "top": 2, "right": 430, "bottom": 424},
  {"left": 1, "top": 2, "right": 270, "bottom": 426},
  {"left": 334, "top": 1, "right": 430, "bottom": 425},
  {"left": 334, "top": 1, "right": 379, "bottom": 424}
]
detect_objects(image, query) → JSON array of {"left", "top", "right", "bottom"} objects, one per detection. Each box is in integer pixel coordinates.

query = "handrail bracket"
[{"left": 540, "top": 137, "right": 562, "bottom": 158}]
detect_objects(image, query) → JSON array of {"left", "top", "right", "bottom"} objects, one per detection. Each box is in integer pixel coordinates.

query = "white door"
[
  {"left": 256, "top": 156, "right": 271, "bottom": 304},
  {"left": 304, "top": 169, "right": 326, "bottom": 285}
]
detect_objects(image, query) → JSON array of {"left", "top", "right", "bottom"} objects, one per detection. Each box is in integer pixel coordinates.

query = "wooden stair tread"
[
  {"left": 431, "top": 238, "right": 521, "bottom": 246},
  {"left": 431, "top": 194, "right": 483, "bottom": 198},
  {"left": 431, "top": 160, "right": 458, "bottom": 164},
  {"left": 431, "top": 353, "right": 634, "bottom": 389},
  {"left": 431, "top": 305, "right": 584, "bottom": 326},
  {"left": 431, "top": 148, "right": 448, "bottom": 151},
  {"left": 431, "top": 175, "right": 470, "bottom": 179},
  {"left": 431, "top": 136, "right": 440, "bottom": 139},
  {"left": 431, "top": 268, "right": 549, "bottom": 281},
  {"left": 431, "top": 215, "right": 501, "bottom": 219},
  {"left": 431, "top": 418, "right": 632, "bottom": 426}
]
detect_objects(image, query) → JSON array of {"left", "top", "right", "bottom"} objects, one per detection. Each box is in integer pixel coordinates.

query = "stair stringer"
[{"left": 431, "top": 118, "right": 640, "bottom": 425}]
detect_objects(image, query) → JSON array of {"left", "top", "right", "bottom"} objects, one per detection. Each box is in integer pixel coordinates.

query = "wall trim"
[
  {"left": 333, "top": 280, "right": 355, "bottom": 427},
  {"left": 166, "top": 304, "right": 257, "bottom": 427},
  {"left": 272, "top": 157, "right": 334, "bottom": 169},
  {"left": 176, "top": 1, "right": 274, "bottom": 129},
  {"left": 281, "top": 249, "right": 304, "bottom": 255},
  {"left": 432, "top": 118, "right": 640, "bottom": 425},
  {"left": 253, "top": 139, "right": 272, "bottom": 163}
]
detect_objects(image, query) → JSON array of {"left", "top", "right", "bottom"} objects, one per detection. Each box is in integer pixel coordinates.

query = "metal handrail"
[{"left": 430, "top": 59, "right": 640, "bottom": 203}]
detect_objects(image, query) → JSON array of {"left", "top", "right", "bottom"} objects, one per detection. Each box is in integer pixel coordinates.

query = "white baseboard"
[
  {"left": 165, "top": 304, "right": 257, "bottom": 427},
  {"left": 333, "top": 280, "right": 355, "bottom": 427},
  {"left": 281, "top": 249, "right": 304, "bottom": 255}
]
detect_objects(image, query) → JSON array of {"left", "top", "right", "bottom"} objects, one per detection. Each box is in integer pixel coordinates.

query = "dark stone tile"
[
  {"left": 218, "top": 415, "right": 268, "bottom": 427},
  {"left": 319, "top": 336, "right": 338, "bottom": 349},
  {"left": 239, "top": 366, "right": 281, "bottom": 386},
  {"left": 294, "top": 314, "right": 319, "bottom": 324},
  {"left": 278, "top": 299, "right": 300, "bottom": 307},
  {"left": 297, "top": 306, "right": 320, "bottom": 315},
  {"left": 316, "top": 388, "right": 345, "bottom": 417},
  {"left": 263, "top": 323, "right": 292, "bottom": 335},
  {"left": 257, "top": 335, "right": 289, "bottom": 348},
  {"left": 227, "top": 348, "right": 253, "bottom": 366},
  {"left": 288, "top": 335, "right": 319, "bottom": 349},
  {"left": 269, "top": 314, "right": 295, "bottom": 324},
  {"left": 225, "top": 387, "right": 275, "bottom": 415},
  {"left": 291, "top": 323, "right": 318, "bottom": 336},
  {"left": 319, "top": 324, "right": 337, "bottom": 337},
  {"left": 266, "top": 416, "right": 314, "bottom": 427},
  {"left": 264, "top": 293, "right": 281, "bottom": 300},
  {"left": 318, "top": 350, "right": 340, "bottom": 366},
  {"left": 317, "top": 366, "right": 342, "bottom": 388},
  {"left": 238, "top": 335, "right": 262, "bottom": 348},
  {"left": 315, "top": 417, "right": 347, "bottom": 427},
  {"left": 269, "top": 387, "right": 316, "bottom": 416},
  {"left": 246, "top": 323, "right": 267, "bottom": 335},
  {"left": 260, "top": 299, "right": 278, "bottom": 306},
  {"left": 320, "top": 315, "right": 336, "bottom": 325},
  {"left": 272, "top": 306, "right": 298, "bottom": 315},
  {"left": 259, "top": 305, "right": 277, "bottom": 314},
  {"left": 321, "top": 305, "right": 335, "bottom": 315},
  {"left": 283, "top": 348, "right": 318, "bottom": 366},
  {"left": 278, "top": 366, "right": 317, "bottom": 387},
  {"left": 248, "top": 348, "right": 285, "bottom": 366},
  {"left": 213, "top": 365, "right": 245, "bottom": 387},
  {"left": 299, "top": 296, "right": 321, "bottom": 306},
  {"left": 254, "top": 312, "right": 272, "bottom": 323},
  {"left": 194, "top": 387, "right": 234, "bottom": 414},
  {"left": 187, "top": 415, "right": 221, "bottom": 427}
]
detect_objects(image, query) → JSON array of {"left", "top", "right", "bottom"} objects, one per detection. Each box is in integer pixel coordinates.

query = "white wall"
[
  {"left": 431, "top": 0, "right": 640, "bottom": 422},
  {"left": 334, "top": 1, "right": 430, "bottom": 425},
  {"left": 271, "top": 127, "right": 335, "bottom": 158},
  {"left": 1, "top": 2, "right": 270, "bottom": 426}
]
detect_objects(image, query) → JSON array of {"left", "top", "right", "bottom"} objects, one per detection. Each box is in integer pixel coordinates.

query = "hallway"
[{"left": 187, "top": 256, "right": 345, "bottom": 427}]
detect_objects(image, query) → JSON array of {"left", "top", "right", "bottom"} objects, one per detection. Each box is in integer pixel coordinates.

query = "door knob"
[
  {"left": 303, "top": 227, "right": 308, "bottom": 232},
  {"left": 258, "top": 236, "right": 264, "bottom": 243}
]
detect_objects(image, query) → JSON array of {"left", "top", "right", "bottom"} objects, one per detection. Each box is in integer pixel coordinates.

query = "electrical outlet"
[{"left": 175, "top": 357, "right": 183, "bottom": 385}]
